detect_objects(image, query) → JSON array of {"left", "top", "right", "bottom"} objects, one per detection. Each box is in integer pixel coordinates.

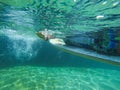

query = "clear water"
[
  {"left": 0, "top": 0, "right": 120, "bottom": 90},
  {"left": 0, "top": 66, "right": 120, "bottom": 90}
]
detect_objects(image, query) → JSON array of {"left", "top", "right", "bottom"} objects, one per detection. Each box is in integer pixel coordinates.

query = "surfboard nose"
[{"left": 49, "top": 38, "right": 66, "bottom": 45}]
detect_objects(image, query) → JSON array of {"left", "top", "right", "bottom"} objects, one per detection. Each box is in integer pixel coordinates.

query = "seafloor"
[{"left": 0, "top": 66, "right": 120, "bottom": 90}]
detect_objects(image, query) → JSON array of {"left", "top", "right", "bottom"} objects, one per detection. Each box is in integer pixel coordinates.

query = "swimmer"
[{"left": 37, "top": 29, "right": 55, "bottom": 40}]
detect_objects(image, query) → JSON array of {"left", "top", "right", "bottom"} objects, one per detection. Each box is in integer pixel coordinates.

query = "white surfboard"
[
  {"left": 36, "top": 32, "right": 120, "bottom": 66},
  {"left": 49, "top": 38, "right": 120, "bottom": 66}
]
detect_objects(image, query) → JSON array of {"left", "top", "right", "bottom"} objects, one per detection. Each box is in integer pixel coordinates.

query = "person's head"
[{"left": 39, "top": 29, "right": 55, "bottom": 40}]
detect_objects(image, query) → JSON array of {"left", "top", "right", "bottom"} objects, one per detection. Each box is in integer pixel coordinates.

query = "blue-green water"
[
  {"left": 0, "top": 66, "right": 120, "bottom": 90},
  {"left": 0, "top": 0, "right": 120, "bottom": 90}
]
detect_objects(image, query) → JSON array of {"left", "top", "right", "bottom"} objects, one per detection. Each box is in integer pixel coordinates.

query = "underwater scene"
[{"left": 0, "top": 0, "right": 120, "bottom": 90}]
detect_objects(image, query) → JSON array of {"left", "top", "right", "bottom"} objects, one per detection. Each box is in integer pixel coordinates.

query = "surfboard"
[
  {"left": 36, "top": 32, "right": 120, "bottom": 66},
  {"left": 49, "top": 38, "right": 120, "bottom": 66}
]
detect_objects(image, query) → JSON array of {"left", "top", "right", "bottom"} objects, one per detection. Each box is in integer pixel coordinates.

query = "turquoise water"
[
  {"left": 0, "top": 66, "right": 120, "bottom": 90},
  {"left": 0, "top": 0, "right": 120, "bottom": 90}
]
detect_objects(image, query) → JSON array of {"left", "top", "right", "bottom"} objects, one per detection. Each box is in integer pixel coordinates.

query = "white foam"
[
  {"left": 74, "top": 0, "right": 77, "bottom": 2},
  {"left": 102, "top": 1, "right": 107, "bottom": 5},
  {"left": 96, "top": 15, "right": 104, "bottom": 19},
  {"left": 1, "top": 29, "right": 41, "bottom": 61}
]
